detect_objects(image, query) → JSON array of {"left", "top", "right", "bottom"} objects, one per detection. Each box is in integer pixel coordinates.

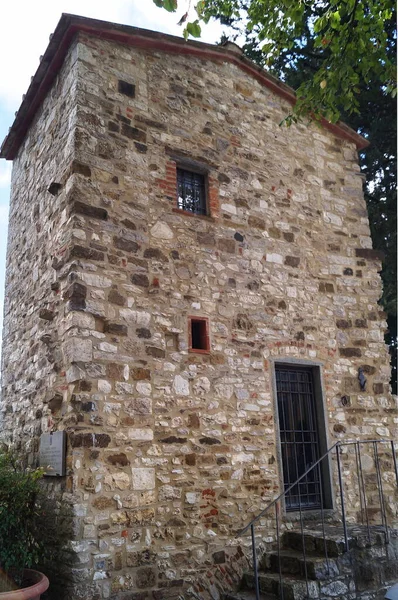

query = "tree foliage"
[
  {"left": 154, "top": 0, "right": 396, "bottom": 122},
  {"left": 239, "top": 9, "right": 397, "bottom": 391},
  {"left": 153, "top": 0, "right": 397, "bottom": 391}
]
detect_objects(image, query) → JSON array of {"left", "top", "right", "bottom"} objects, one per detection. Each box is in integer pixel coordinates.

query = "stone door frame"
[{"left": 270, "top": 357, "right": 335, "bottom": 516}]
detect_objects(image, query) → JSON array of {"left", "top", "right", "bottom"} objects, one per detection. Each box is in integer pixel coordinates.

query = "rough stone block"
[
  {"left": 131, "top": 468, "right": 155, "bottom": 490},
  {"left": 63, "top": 338, "right": 93, "bottom": 363}
]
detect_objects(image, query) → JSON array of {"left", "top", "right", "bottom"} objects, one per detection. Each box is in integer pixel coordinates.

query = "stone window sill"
[{"left": 172, "top": 207, "right": 215, "bottom": 222}]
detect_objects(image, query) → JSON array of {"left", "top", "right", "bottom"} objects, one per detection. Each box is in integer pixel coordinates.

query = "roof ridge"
[{"left": 0, "top": 13, "right": 369, "bottom": 159}]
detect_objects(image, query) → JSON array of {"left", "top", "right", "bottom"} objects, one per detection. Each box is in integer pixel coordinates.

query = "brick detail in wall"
[
  {"left": 1, "top": 28, "right": 395, "bottom": 600},
  {"left": 156, "top": 159, "right": 220, "bottom": 218}
]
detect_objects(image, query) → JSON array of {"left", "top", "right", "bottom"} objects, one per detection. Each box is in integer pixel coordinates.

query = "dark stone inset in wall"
[
  {"left": 48, "top": 393, "right": 63, "bottom": 414},
  {"left": 218, "top": 172, "right": 231, "bottom": 183},
  {"left": 70, "top": 433, "right": 111, "bottom": 448},
  {"left": 113, "top": 236, "right": 139, "bottom": 254},
  {"left": 39, "top": 308, "right": 55, "bottom": 321},
  {"left": 121, "top": 219, "right": 136, "bottom": 230},
  {"left": 73, "top": 201, "right": 108, "bottom": 221},
  {"left": 355, "top": 248, "right": 385, "bottom": 261},
  {"left": 373, "top": 383, "right": 384, "bottom": 395},
  {"left": 213, "top": 551, "right": 225, "bottom": 564},
  {"left": 160, "top": 436, "right": 187, "bottom": 444},
  {"left": 108, "top": 121, "right": 119, "bottom": 133},
  {"left": 186, "top": 454, "right": 196, "bottom": 466},
  {"left": 285, "top": 256, "right": 300, "bottom": 268},
  {"left": 144, "top": 248, "right": 167, "bottom": 261},
  {"left": 339, "top": 348, "right": 362, "bottom": 358},
  {"left": 319, "top": 282, "right": 335, "bottom": 293},
  {"left": 104, "top": 322, "right": 128, "bottom": 336},
  {"left": 70, "top": 245, "right": 104, "bottom": 262},
  {"left": 71, "top": 161, "right": 91, "bottom": 177},
  {"left": 283, "top": 232, "right": 295, "bottom": 242},
  {"left": 131, "top": 368, "right": 150, "bottom": 380},
  {"left": 48, "top": 182, "right": 63, "bottom": 196},
  {"left": 355, "top": 319, "right": 367, "bottom": 328},
  {"left": 108, "top": 288, "right": 126, "bottom": 306},
  {"left": 337, "top": 319, "right": 352, "bottom": 329},
  {"left": 136, "top": 328, "right": 151, "bottom": 339},
  {"left": 199, "top": 437, "right": 221, "bottom": 445},
  {"left": 131, "top": 273, "right": 149, "bottom": 287},
  {"left": 248, "top": 215, "right": 265, "bottom": 230},
  {"left": 121, "top": 124, "right": 146, "bottom": 142},
  {"left": 145, "top": 346, "right": 165, "bottom": 359},
  {"left": 134, "top": 142, "right": 147, "bottom": 153},
  {"left": 107, "top": 453, "right": 130, "bottom": 466},
  {"left": 118, "top": 80, "right": 136, "bottom": 98},
  {"left": 65, "top": 281, "right": 87, "bottom": 311}
]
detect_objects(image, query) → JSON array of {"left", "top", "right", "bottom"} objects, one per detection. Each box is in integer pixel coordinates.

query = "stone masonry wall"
[
  {"left": 1, "top": 30, "right": 397, "bottom": 600},
  {"left": 0, "top": 39, "right": 79, "bottom": 454}
]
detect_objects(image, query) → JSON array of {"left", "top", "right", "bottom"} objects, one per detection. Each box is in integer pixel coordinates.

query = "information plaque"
[{"left": 39, "top": 431, "right": 66, "bottom": 476}]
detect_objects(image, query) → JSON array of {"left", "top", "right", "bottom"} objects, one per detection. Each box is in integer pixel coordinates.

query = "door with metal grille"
[{"left": 276, "top": 366, "right": 323, "bottom": 511}]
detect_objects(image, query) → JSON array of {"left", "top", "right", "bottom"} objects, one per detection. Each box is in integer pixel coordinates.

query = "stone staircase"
[{"left": 225, "top": 525, "right": 398, "bottom": 600}]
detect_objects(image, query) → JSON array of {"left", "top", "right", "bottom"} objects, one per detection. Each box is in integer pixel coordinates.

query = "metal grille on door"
[{"left": 276, "top": 366, "right": 323, "bottom": 511}]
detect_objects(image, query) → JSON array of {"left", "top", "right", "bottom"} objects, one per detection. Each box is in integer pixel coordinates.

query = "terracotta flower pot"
[{"left": 0, "top": 570, "right": 49, "bottom": 600}]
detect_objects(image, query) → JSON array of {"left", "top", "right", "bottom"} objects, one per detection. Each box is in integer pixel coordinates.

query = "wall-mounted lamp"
[
  {"left": 341, "top": 395, "right": 350, "bottom": 407},
  {"left": 358, "top": 367, "right": 367, "bottom": 392}
]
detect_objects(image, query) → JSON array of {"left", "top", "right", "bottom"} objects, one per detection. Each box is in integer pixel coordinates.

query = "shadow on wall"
[{"left": 35, "top": 480, "right": 76, "bottom": 600}]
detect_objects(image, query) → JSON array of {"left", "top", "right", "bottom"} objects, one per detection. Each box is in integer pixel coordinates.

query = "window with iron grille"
[{"left": 177, "top": 168, "right": 207, "bottom": 215}]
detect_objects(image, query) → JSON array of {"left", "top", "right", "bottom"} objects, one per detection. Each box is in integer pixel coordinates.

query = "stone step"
[
  {"left": 261, "top": 549, "right": 340, "bottom": 580},
  {"left": 282, "top": 529, "right": 346, "bottom": 557},
  {"left": 244, "top": 571, "right": 321, "bottom": 600},
  {"left": 282, "top": 526, "right": 387, "bottom": 557}
]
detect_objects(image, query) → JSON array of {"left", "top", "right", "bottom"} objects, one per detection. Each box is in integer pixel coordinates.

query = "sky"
[{"left": 0, "top": 0, "right": 225, "bottom": 339}]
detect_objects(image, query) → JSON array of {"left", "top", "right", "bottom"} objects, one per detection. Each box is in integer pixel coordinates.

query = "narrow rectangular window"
[
  {"left": 177, "top": 168, "right": 206, "bottom": 215},
  {"left": 189, "top": 317, "right": 210, "bottom": 353}
]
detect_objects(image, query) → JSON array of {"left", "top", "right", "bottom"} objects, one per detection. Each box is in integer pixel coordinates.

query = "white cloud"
[{"left": 0, "top": 0, "right": 223, "bottom": 111}]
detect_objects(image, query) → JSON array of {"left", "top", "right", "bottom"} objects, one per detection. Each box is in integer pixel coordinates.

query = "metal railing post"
[
  {"left": 357, "top": 442, "right": 371, "bottom": 542},
  {"left": 391, "top": 440, "right": 398, "bottom": 487},
  {"left": 234, "top": 437, "right": 396, "bottom": 597},
  {"left": 251, "top": 524, "right": 260, "bottom": 600},
  {"left": 275, "top": 501, "right": 284, "bottom": 600},
  {"left": 336, "top": 443, "right": 349, "bottom": 552},
  {"left": 373, "top": 441, "right": 389, "bottom": 544}
]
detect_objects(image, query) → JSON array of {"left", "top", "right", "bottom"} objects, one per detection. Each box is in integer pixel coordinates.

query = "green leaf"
[
  {"left": 195, "top": 1, "right": 206, "bottom": 16},
  {"left": 164, "top": 0, "right": 177, "bottom": 12},
  {"left": 186, "top": 20, "right": 202, "bottom": 38},
  {"left": 152, "top": 0, "right": 164, "bottom": 7},
  {"left": 330, "top": 10, "right": 341, "bottom": 29}
]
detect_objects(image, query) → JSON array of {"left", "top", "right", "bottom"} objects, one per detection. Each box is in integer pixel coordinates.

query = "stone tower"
[{"left": 0, "top": 14, "right": 396, "bottom": 600}]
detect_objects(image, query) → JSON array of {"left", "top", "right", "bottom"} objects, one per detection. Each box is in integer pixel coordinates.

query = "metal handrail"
[
  {"left": 236, "top": 439, "right": 394, "bottom": 537},
  {"left": 235, "top": 438, "right": 398, "bottom": 600},
  {"left": 236, "top": 442, "right": 340, "bottom": 537}
]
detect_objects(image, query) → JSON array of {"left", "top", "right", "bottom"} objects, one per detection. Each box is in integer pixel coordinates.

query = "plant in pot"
[{"left": 0, "top": 450, "right": 49, "bottom": 599}]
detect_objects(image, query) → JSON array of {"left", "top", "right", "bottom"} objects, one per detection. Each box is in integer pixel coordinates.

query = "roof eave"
[{"left": 0, "top": 13, "right": 369, "bottom": 160}]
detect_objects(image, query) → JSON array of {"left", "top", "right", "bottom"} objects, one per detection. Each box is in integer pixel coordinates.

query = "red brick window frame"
[
  {"left": 162, "top": 158, "right": 220, "bottom": 219},
  {"left": 188, "top": 316, "right": 210, "bottom": 354}
]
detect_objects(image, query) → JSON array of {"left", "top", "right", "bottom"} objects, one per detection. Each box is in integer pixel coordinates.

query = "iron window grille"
[{"left": 177, "top": 168, "right": 207, "bottom": 215}]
